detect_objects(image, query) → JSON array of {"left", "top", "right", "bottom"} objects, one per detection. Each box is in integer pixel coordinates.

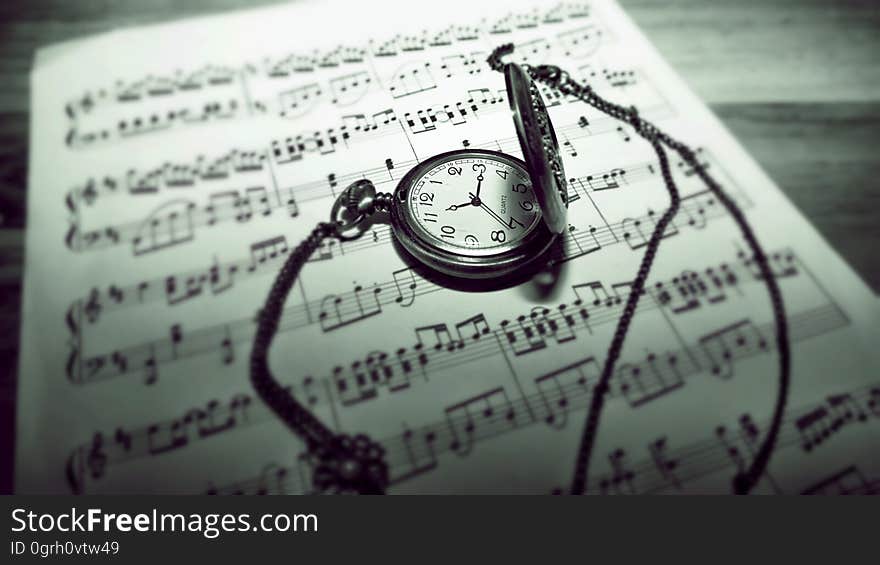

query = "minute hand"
[{"left": 468, "top": 193, "right": 517, "bottom": 230}]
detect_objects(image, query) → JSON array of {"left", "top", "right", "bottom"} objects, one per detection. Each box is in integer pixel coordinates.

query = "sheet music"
[{"left": 18, "top": 0, "right": 880, "bottom": 494}]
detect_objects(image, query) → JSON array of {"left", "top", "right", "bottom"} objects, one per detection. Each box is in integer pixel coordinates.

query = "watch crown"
[{"left": 339, "top": 179, "right": 377, "bottom": 214}]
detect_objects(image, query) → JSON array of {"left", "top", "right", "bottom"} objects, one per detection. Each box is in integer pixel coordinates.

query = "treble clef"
[
  {"left": 65, "top": 432, "right": 106, "bottom": 494},
  {"left": 64, "top": 191, "right": 82, "bottom": 251},
  {"left": 86, "top": 433, "right": 107, "bottom": 480},
  {"left": 83, "top": 288, "right": 102, "bottom": 324}
]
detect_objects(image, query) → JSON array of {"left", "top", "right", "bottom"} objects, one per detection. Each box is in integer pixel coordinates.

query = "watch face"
[{"left": 407, "top": 152, "right": 541, "bottom": 257}]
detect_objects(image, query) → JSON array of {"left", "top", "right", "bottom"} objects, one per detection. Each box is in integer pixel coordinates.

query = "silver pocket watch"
[{"left": 334, "top": 62, "right": 568, "bottom": 279}]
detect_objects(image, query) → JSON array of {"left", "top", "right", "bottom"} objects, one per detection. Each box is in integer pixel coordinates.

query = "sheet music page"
[{"left": 18, "top": 0, "right": 880, "bottom": 494}]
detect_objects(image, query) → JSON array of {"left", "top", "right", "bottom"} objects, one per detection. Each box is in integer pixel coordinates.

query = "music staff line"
[
  {"left": 67, "top": 153, "right": 723, "bottom": 325},
  {"left": 318, "top": 45, "right": 640, "bottom": 113},
  {"left": 206, "top": 306, "right": 860, "bottom": 495},
  {"left": 63, "top": 57, "right": 666, "bottom": 161},
  {"left": 63, "top": 4, "right": 598, "bottom": 122},
  {"left": 67, "top": 254, "right": 804, "bottom": 466},
  {"left": 81, "top": 31, "right": 613, "bottom": 124},
  {"left": 383, "top": 308, "right": 859, "bottom": 492},
  {"left": 63, "top": 92, "right": 675, "bottom": 244},
  {"left": 66, "top": 301, "right": 852, "bottom": 494},
  {"left": 313, "top": 257, "right": 817, "bottom": 411},
  {"left": 66, "top": 123, "right": 703, "bottom": 212},
  {"left": 62, "top": 102, "right": 677, "bottom": 255},
  {"left": 66, "top": 48, "right": 651, "bottom": 148},
  {"left": 581, "top": 380, "right": 880, "bottom": 494},
  {"left": 65, "top": 190, "right": 738, "bottom": 385}
]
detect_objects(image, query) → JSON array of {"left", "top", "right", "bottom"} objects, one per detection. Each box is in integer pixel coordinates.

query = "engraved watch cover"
[{"left": 504, "top": 62, "right": 568, "bottom": 234}]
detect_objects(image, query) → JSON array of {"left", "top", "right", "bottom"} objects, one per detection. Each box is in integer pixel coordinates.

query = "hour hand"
[{"left": 446, "top": 201, "right": 474, "bottom": 211}]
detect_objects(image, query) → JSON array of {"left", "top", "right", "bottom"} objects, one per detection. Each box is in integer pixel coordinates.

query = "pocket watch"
[
  {"left": 388, "top": 148, "right": 553, "bottom": 279},
  {"left": 340, "top": 61, "right": 568, "bottom": 279}
]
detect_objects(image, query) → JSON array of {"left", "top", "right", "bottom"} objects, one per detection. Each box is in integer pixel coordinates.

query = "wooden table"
[{"left": 1, "top": 0, "right": 877, "bottom": 493}]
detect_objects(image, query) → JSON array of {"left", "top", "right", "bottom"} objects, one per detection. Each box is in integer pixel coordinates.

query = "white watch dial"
[{"left": 409, "top": 156, "right": 541, "bottom": 256}]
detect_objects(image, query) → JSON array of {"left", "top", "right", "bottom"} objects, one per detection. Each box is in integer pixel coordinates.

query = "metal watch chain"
[
  {"left": 250, "top": 181, "right": 394, "bottom": 494},
  {"left": 250, "top": 45, "right": 791, "bottom": 496}
]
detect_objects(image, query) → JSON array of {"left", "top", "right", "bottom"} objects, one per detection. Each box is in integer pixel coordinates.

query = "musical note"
[
  {"left": 620, "top": 209, "right": 678, "bottom": 250},
  {"left": 603, "top": 68, "right": 638, "bottom": 89},
  {"left": 114, "top": 428, "right": 133, "bottom": 453},
  {"left": 277, "top": 83, "right": 322, "bottom": 118},
  {"left": 653, "top": 268, "right": 733, "bottom": 314},
  {"left": 415, "top": 323, "right": 455, "bottom": 352},
  {"left": 559, "top": 224, "right": 602, "bottom": 261},
  {"left": 741, "top": 250, "right": 799, "bottom": 281},
  {"left": 220, "top": 327, "right": 235, "bottom": 366},
  {"left": 648, "top": 437, "right": 681, "bottom": 490},
  {"left": 165, "top": 274, "right": 204, "bottom": 306},
  {"left": 794, "top": 394, "right": 865, "bottom": 452},
  {"left": 514, "top": 37, "right": 552, "bottom": 65},
  {"left": 143, "top": 346, "right": 158, "bottom": 386},
  {"left": 444, "top": 387, "right": 516, "bottom": 454},
  {"left": 170, "top": 324, "right": 184, "bottom": 360},
  {"left": 388, "top": 62, "right": 437, "bottom": 98},
  {"left": 248, "top": 236, "right": 289, "bottom": 270},
  {"left": 127, "top": 168, "right": 163, "bottom": 194},
  {"left": 585, "top": 167, "right": 625, "bottom": 191},
  {"left": 318, "top": 282, "right": 383, "bottom": 332},
  {"left": 397, "top": 426, "right": 439, "bottom": 482},
  {"left": 331, "top": 361, "right": 379, "bottom": 407},
  {"left": 271, "top": 137, "right": 303, "bottom": 164},
  {"left": 500, "top": 315, "right": 547, "bottom": 356},
  {"left": 328, "top": 71, "right": 373, "bottom": 106},
  {"left": 557, "top": 25, "right": 604, "bottom": 58},
  {"left": 534, "top": 357, "right": 599, "bottom": 427},
  {"left": 440, "top": 52, "right": 486, "bottom": 78},
  {"left": 561, "top": 134, "right": 577, "bottom": 158},
  {"left": 617, "top": 351, "right": 686, "bottom": 407},
  {"left": 388, "top": 268, "right": 417, "bottom": 308},
  {"left": 453, "top": 313, "right": 492, "bottom": 346},
  {"left": 146, "top": 421, "right": 188, "bottom": 455},
  {"left": 697, "top": 320, "right": 767, "bottom": 379},
  {"left": 67, "top": 99, "right": 243, "bottom": 147},
  {"left": 132, "top": 200, "right": 196, "bottom": 255},
  {"left": 598, "top": 448, "right": 636, "bottom": 494}
]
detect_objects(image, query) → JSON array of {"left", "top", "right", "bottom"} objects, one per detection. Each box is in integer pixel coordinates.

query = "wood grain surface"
[{"left": 1, "top": 0, "right": 877, "bottom": 493}]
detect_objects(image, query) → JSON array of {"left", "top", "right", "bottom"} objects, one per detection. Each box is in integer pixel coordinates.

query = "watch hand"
[
  {"left": 468, "top": 192, "right": 512, "bottom": 230},
  {"left": 446, "top": 201, "right": 475, "bottom": 211},
  {"left": 474, "top": 174, "right": 484, "bottom": 199}
]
